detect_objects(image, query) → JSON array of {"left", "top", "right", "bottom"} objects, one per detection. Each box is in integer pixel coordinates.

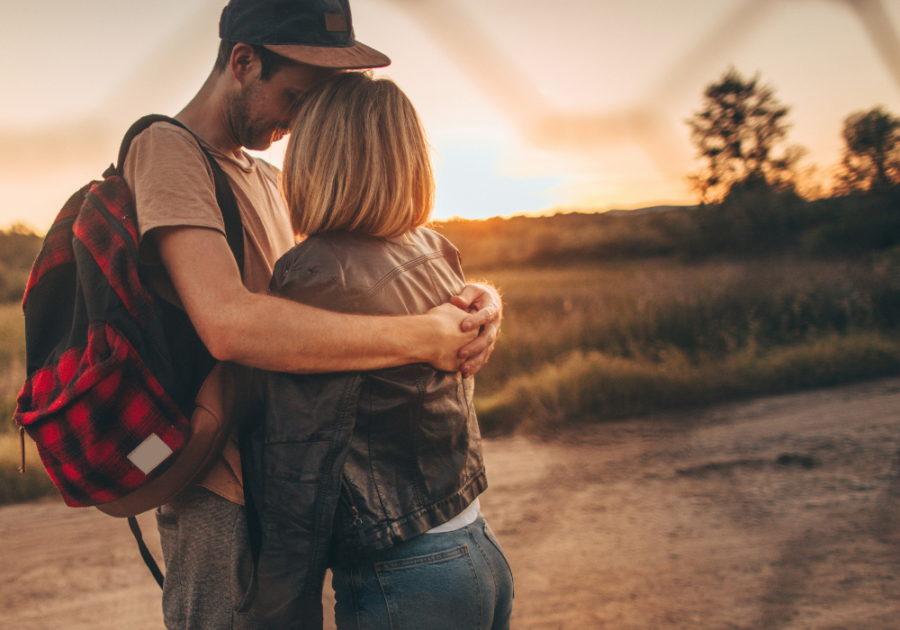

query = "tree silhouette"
[
  {"left": 836, "top": 106, "right": 900, "bottom": 193},
  {"left": 687, "top": 68, "right": 804, "bottom": 203}
]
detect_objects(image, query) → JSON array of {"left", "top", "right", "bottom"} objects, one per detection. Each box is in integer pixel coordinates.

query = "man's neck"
[{"left": 175, "top": 71, "right": 244, "bottom": 159}]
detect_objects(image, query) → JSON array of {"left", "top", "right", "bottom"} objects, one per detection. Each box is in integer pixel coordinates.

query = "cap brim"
[{"left": 264, "top": 42, "right": 390, "bottom": 70}]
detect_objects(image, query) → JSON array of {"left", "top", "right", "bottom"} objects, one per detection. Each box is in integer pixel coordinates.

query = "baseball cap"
[{"left": 219, "top": 0, "right": 390, "bottom": 69}]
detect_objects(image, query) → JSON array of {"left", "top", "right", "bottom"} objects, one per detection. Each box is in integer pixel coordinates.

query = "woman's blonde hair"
[{"left": 281, "top": 72, "right": 434, "bottom": 240}]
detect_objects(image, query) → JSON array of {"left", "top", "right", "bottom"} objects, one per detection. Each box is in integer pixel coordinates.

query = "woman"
[{"left": 242, "top": 72, "right": 513, "bottom": 630}]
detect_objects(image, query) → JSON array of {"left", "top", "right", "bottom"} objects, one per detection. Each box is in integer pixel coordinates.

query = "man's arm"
[{"left": 154, "top": 226, "right": 478, "bottom": 373}]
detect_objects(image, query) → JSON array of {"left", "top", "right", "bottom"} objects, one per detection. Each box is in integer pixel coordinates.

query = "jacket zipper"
[{"left": 340, "top": 476, "right": 368, "bottom": 547}]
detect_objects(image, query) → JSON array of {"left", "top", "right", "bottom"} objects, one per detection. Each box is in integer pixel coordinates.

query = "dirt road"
[{"left": 2, "top": 377, "right": 900, "bottom": 629}]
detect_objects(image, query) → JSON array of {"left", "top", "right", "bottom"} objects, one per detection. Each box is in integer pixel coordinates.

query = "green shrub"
[{"left": 801, "top": 190, "right": 900, "bottom": 256}]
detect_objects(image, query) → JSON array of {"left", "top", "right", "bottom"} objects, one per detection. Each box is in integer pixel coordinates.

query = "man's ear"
[{"left": 229, "top": 42, "right": 261, "bottom": 86}]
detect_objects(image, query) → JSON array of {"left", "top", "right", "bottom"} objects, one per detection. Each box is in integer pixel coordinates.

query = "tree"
[
  {"left": 687, "top": 68, "right": 804, "bottom": 203},
  {"left": 836, "top": 106, "right": 900, "bottom": 193}
]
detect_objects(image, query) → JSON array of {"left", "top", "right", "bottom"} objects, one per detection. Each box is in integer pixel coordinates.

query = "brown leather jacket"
[{"left": 241, "top": 228, "right": 488, "bottom": 630}]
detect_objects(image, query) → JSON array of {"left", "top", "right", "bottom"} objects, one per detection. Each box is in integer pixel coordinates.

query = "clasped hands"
[{"left": 428, "top": 283, "right": 501, "bottom": 378}]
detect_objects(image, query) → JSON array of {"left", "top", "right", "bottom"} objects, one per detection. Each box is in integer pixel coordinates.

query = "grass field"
[
  {"left": 0, "top": 303, "right": 24, "bottom": 380},
  {"left": 0, "top": 431, "right": 55, "bottom": 504},
  {"left": 472, "top": 257, "right": 900, "bottom": 432},
  {"left": 0, "top": 303, "right": 54, "bottom": 503},
  {"left": 473, "top": 258, "right": 900, "bottom": 389},
  {"left": 0, "top": 302, "right": 24, "bottom": 435},
  {"left": 475, "top": 332, "right": 900, "bottom": 433},
  {"left": 1, "top": 255, "right": 899, "bottom": 503}
]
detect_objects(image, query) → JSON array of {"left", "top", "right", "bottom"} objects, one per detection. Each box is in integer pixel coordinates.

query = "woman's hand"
[{"left": 449, "top": 283, "right": 502, "bottom": 378}]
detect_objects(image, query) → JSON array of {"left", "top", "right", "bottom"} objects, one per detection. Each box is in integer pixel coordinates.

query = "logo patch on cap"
[{"left": 325, "top": 13, "right": 348, "bottom": 32}]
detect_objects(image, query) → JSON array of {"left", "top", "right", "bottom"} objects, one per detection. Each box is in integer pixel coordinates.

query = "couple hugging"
[{"left": 130, "top": 0, "right": 513, "bottom": 628}]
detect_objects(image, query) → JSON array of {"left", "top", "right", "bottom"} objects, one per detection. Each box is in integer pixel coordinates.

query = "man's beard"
[{"left": 228, "top": 84, "right": 290, "bottom": 151}]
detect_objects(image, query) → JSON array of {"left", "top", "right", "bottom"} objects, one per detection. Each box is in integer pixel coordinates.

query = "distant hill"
[
  {"left": 603, "top": 204, "right": 696, "bottom": 216},
  {"left": 435, "top": 184, "right": 900, "bottom": 269},
  {"left": 433, "top": 208, "right": 690, "bottom": 271}
]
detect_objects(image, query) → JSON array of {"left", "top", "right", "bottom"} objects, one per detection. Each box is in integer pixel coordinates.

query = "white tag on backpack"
[{"left": 128, "top": 434, "right": 173, "bottom": 475}]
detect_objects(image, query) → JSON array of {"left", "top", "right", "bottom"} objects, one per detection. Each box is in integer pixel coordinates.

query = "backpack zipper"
[{"left": 340, "top": 476, "right": 367, "bottom": 547}]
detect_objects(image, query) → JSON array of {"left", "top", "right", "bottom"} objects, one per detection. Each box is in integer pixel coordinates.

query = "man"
[{"left": 123, "top": 1, "right": 501, "bottom": 627}]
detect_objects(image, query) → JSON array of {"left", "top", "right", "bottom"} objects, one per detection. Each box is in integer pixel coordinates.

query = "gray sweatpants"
[{"left": 156, "top": 486, "right": 261, "bottom": 630}]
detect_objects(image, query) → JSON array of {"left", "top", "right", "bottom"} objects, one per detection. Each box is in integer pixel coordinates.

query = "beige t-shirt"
[{"left": 123, "top": 122, "right": 295, "bottom": 504}]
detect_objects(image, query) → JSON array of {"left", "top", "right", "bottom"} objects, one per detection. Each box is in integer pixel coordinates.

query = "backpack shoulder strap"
[
  {"left": 111, "top": 116, "right": 246, "bottom": 589},
  {"left": 113, "top": 114, "right": 245, "bottom": 277}
]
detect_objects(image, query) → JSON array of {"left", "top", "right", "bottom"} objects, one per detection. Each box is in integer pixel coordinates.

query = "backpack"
[{"left": 13, "top": 115, "right": 244, "bottom": 582}]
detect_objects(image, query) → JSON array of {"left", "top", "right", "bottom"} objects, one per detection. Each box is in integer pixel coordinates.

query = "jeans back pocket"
[{"left": 375, "top": 545, "right": 482, "bottom": 630}]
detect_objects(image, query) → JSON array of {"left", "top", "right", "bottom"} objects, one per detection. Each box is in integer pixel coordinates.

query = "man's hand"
[
  {"left": 425, "top": 303, "right": 479, "bottom": 372},
  {"left": 449, "top": 283, "right": 502, "bottom": 378}
]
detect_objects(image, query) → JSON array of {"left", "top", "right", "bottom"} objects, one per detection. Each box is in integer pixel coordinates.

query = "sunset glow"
[{"left": 1, "top": 0, "right": 899, "bottom": 231}]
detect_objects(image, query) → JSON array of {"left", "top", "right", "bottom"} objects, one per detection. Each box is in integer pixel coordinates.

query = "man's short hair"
[
  {"left": 216, "top": 40, "right": 291, "bottom": 80},
  {"left": 281, "top": 72, "right": 434, "bottom": 240}
]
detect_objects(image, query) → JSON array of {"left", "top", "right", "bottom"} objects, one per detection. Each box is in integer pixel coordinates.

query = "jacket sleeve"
[{"left": 251, "top": 239, "right": 364, "bottom": 629}]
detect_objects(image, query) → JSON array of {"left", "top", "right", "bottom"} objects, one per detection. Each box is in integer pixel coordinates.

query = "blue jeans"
[{"left": 331, "top": 514, "right": 514, "bottom": 630}]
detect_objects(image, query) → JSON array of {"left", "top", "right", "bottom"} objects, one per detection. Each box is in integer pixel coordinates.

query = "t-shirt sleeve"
[{"left": 122, "top": 123, "right": 227, "bottom": 264}]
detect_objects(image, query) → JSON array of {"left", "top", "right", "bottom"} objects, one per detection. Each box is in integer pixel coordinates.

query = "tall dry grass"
[
  {"left": 0, "top": 226, "right": 41, "bottom": 303},
  {"left": 0, "top": 303, "right": 25, "bottom": 369},
  {"left": 0, "top": 303, "right": 51, "bottom": 504},
  {"left": 474, "top": 258, "right": 900, "bottom": 393},
  {"left": 0, "top": 433, "right": 55, "bottom": 504},
  {"left": 0, "top": 303, "right": 25, "bottom": 434},
  {"left": 2, "top": 256, "right": 900, "bottom": 500},
  {"left": 472, "top": 258, "right": 900, "bottom": 432},
  {"left": 476, "top": 334, "right": 900, "bottom": 433}
]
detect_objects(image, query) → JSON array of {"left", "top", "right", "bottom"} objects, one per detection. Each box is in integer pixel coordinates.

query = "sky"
[{"left": 1, "top": 0, "right": 899, "bottom": 232}]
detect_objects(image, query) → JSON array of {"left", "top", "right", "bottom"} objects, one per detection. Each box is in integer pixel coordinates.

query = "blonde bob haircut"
[{"left": 281, "top": 72, "right": 435, "bottom": 240}]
